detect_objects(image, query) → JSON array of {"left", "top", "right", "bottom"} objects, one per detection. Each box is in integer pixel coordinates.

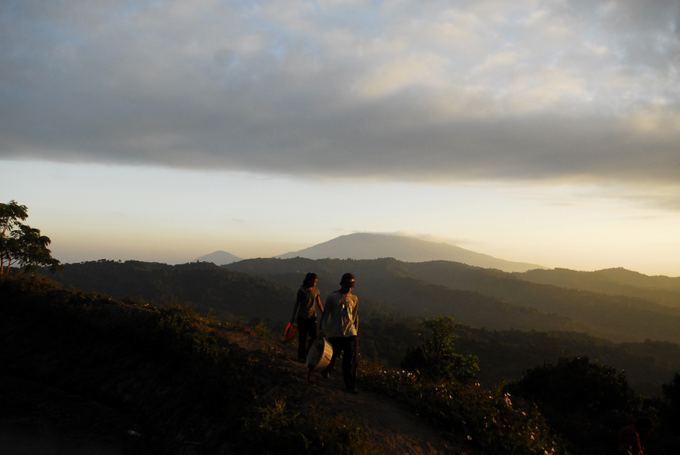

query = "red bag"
[{"left": 282, "top": 322, "right": 298, "bottom": 342}]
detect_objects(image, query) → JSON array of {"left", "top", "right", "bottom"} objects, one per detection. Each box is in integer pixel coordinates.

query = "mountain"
[
  {"left": 0, "top": 275, "right": 459, "bottom": 453},
  {"left": 48, "top": 259, "right": 577, "bottom": 334},
  {"left": 36, "top": 259, "right": 680, "bottom": 393},
  {"left": 384, "top": 260, "right": 680, "bottom": 343},
  {"left": 49, "top": 260, "right": 291, "bottom": 320},
  {"left": 517, "top": 267, "right": 680, "bottom": 309},
  {"left": 227, "top": 257, "right": 680, "bottom": 344},
  {"left": 227, "top": 257, "right": 585, "bottom": 333},
  {"left": 277, "top": 232, "right": 541, "bottom": 272},
  {"left": 196, "top": 250, "right": 241, "bottom": 265}
]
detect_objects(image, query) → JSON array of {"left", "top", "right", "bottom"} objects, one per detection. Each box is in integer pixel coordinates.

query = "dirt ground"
[{"left": 223, "top": 328, "right": 471, "bottom": 455}]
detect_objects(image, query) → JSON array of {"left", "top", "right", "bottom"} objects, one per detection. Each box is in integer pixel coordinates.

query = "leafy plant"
[
  {"left": 0, "top": 200, "right": 59, "bottom": 276},
  {"left": 401, "top": 317, "right": 480, "bottom": 383},
  {"left": 507, "top": 356, "right": 642, "bottom": 454},
  {"left": 361, "top": 364, "right": 562, "bottom": 454}
]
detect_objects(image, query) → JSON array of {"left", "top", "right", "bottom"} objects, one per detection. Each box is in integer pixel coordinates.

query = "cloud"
[{"left": 1, "top": 0, "right": 679, "bottom": 186}]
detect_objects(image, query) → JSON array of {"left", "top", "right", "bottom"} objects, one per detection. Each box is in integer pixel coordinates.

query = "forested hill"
[
  {"left": 51, "top": 259, "right": 580, "bottom": 333},
  {"left": 43, "top": 259, "right": 680, "bottom": 393},
  {"left": 227, "top": 257, "right": 680, "bottom": 344},
  {"left": 8, "top": 272, "right": 679, "bottom": 453},
  {"left": 49, "top": 260, "right": 293, "bottom": 321},
  {"left": 517, "top": 267, "right": 680, "bottom": 309},
  {"left": 0, "top": 275, "right": 562, "bottom": 454}
]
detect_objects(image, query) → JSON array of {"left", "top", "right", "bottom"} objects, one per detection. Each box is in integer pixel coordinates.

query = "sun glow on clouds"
[{"left": 1, "top": 1, "right": 680, "bottom": 274}]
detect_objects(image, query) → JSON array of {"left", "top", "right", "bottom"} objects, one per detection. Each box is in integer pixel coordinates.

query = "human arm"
[
  {"left": 319, "top": 295, "right": 333, "bottom": 335},
  {"left": 315, "top": 292, "right": 324, "bottom": 314},
  {"left": 290, "top": 289, "right": 302, "bottom": 323}
]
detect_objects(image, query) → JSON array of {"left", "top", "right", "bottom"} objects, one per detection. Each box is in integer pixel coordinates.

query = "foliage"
[
  {"left": 401, "top": 317, "right": 479, "bottom": 383},
  {"left": 242, "top": 399, "right": 374, "bottom": 454},
  {"left": 361, "top": 364, "right": 562, "bottom": 454},
  {"left": 48, "top": 259, "right": 680, "bottom": 394},
  {"left": 226, "top": 257, "right": 680, "bottom": 344},
  {"left": 0, "top": 200, "right": 59, "bottom": 275},
  {"left": 662, "top": 373, "right": 680, "bottom": 424},
  {"left": 508, "top": 357, "right": 639, "bottom": 416},
  {"left": 48, "top": 259, "right": 292, "bottom": 321},
  {"left": 507, "top": 357, "right": 642, "bottom": 454},
  {"left": 643, "top": 373, "right": 680, "bottom": 454},
  {"left": 0, "top": 275, "right": 369, "bottom": 454}
]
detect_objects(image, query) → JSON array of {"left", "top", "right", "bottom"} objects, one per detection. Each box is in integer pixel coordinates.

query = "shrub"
[
  {"left": 401, "top": 317, "right": 479, "bottom": 383},
  {"left": 507, "top": 356, "right": 641, "bottom": 454},
  {"left": 361, "top": 363, "right": 562, "bottom": 454}
]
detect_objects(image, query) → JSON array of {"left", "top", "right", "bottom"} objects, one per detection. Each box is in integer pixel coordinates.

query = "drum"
[{"left": 306, "top": 337, "right": 333, "bottom": 370}]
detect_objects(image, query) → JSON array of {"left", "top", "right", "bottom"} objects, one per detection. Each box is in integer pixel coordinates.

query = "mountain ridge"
[
  {"left": 196, "top": 250, "right": 241, "bottom": 265},
  {"left": 277, "top": 232, "right": 542, "bottom": 273},
  {"left": 517, "top": 266, "right": 680, "bottom": 309}
]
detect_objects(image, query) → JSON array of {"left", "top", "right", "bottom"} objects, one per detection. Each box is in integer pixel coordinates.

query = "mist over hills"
[
  {"left": 277, "top": 232, "right": 541, "bottom": 273},
  {"left": 518, "top": 267, "right": 680, "bottom": 309},
  {"left": 227, "top": 257, "right": 680, "bottom": 344},
  {"left": 49, "top": 259, "right": 575, "bottom": 333},
  {"left": 38, "top": 258, "right": 680, "bottom": 393},
  {"left": 195, "top": 250, "right": 241, "bottom": 265}
]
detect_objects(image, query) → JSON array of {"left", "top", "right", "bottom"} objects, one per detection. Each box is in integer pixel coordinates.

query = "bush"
[
  {"left": 507, "top": 356, "right": 642, "bottom": 454},
  {"left": 401, "top": 317, "right": 479, "bottom": 383},
  {"left": 0, "top": 275, "right": 371, "bottom": 454},
  {"left": 361, "top": 363, "right": 562, "bottom": 454}
]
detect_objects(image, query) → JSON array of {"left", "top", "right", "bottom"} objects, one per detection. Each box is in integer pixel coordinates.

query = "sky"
[{"left": 1, "top": 0, "right": 680, "bottom": 275}]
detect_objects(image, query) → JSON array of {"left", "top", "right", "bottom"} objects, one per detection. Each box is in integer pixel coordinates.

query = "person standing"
[
  {"left": 290, "top": 272, "right": 324, "bottom": 362},
  {"left": 320, "top": 273, "right": 359, "bottom": 393}
]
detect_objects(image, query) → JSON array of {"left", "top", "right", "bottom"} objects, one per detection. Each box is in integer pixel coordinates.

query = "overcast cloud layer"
[{"left": 1, "top": 0, "right": 680, "bottom": 183}]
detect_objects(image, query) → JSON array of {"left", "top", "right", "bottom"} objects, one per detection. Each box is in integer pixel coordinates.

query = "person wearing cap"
[
  {"left": 290, "top": 272, "right": 324, "bottom": 362},
  {"left": 319, "top": 273, "right": 359, "bottom": 393}
]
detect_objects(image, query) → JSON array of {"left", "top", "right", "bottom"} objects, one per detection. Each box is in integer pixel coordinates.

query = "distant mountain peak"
[
  {"left": 277, "top": 232, "right": 541, "bottom": 273},
  {"left": 196, "top": 250, "right": 241, "bottom": 265}
]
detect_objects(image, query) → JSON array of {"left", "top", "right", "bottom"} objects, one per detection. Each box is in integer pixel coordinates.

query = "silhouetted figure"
[
  {"left": 290, "top": 272, "right": 324, "bottom": 362},
  {"left": 320, "top": 273, "right": 359, "bottom": 393},
  {"left": 618, "top": 417, "right": 652, "bottom": 455}
]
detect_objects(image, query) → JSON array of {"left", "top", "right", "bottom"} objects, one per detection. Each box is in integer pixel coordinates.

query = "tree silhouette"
[
  {"left": 0, "top": 200, "right": 59, "bottom": 276},
  {"left": 401, "top": 317, "right": 479, "bottom": 383}
]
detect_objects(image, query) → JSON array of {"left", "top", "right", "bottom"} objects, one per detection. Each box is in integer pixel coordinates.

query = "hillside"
[
  {"left": 277, "top": 233, "right": 541, "bottom": 272},
  {"left": 196, "top": 250, "right": 242, "bottom": 265},
  {"left": 40, "top": 259, "right": 680, "bottom": 393},
  {"left": 517, "top": 267, "right": 680, "bottom": 309},
  {"left": 51, "top": 259, "right": 581, "bottom": 334},
  {"left": 399, "top": 260, "right": 680, "bottom": 343},
  {"left": 227, "top": 257, "right": 680, "bottom": 344},
  {"left": 0, "top": 275, "right": 567, "bottom": 454},
  {"left": 49, "top": 260, "right": 292, "bottom": 321},
  {"left": 228, "top": 257, "right": 581, "bottom": 333}
]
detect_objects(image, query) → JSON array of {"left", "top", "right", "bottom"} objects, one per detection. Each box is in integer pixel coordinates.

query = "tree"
[
  {"left": 0, "top": 200, "right": 59, "bottom": 276},
  {"left": 401, "top": 317, "right": 479, "bottom": 383},
  {"left": 507, "top": 357, "right": 641, "bottom": 454},
  {"left": 662, "top": 373, "right": 680, "bottom": 424}
]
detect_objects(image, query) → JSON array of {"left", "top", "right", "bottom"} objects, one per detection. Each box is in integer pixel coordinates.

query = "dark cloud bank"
[{"left": 1, "top": 0, "right": 679, "bottom": 185}]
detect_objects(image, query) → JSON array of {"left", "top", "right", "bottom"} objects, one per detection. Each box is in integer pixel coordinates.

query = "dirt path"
[{"left": 222, "top": 328, "right": 469, "bottom": 455}]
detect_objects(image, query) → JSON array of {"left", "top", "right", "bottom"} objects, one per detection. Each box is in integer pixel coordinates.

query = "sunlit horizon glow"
[
  {"left": 2, "top": 160, "right": 679, "bottom": 277},
  {"left": 1, "top": 1, "right": 679, "bottom": 276}
]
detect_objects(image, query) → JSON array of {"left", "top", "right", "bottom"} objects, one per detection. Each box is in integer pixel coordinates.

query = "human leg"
[
  {"left": 306, "top": 316, "right": 318, "bottom": 354},
  {"left": 297, "top": 318, "right": 310, "bottom": 361},
  {"left": 342, "top": 336, "right": 358, "bottom": 391}
]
